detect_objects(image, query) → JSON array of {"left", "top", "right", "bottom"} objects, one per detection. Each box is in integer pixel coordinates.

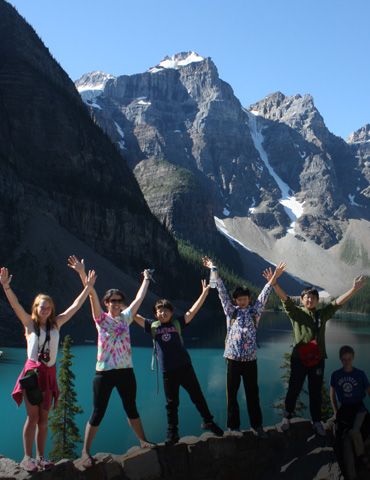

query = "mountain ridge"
[{"left": 76, "top": 51, "right": 370, "bottom": 295}]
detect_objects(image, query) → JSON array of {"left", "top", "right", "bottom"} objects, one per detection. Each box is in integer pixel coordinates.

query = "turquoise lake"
[{"left": 1, "top": 311, "right": 370, "bottom": 462}]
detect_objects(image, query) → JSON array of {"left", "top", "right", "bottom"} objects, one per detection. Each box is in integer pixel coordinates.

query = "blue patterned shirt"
[{"left": 217, "top": 278, "right": 272, "bottom": 361}]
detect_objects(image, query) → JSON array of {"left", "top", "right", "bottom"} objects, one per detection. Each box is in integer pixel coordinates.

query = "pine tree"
[
  {"left": 321, "top": 376, "right": 333, "bottom": 422},
  {"left": 49, "top": 335, "right": 83, "bottom": 462}
]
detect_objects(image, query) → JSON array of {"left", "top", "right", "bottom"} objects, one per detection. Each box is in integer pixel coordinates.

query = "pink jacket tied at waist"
[{"left": 12, "top": 358, "right": 60, "bottom": 411}]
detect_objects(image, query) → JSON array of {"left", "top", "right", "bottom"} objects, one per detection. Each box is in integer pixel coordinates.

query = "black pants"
[
  {"left": 285, "top": 357, "right": 325, "bottom": 422},
  {"left": 162, "top": 364, "right": 213, "bottom": 431},
  {"left": 89, "top": 368, "right": 139, "bottom": 426},
  {"left": 226, "top": 358, "right": 262, "bottom": 430}
]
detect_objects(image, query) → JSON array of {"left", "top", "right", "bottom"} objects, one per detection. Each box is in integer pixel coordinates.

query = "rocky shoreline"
[{"left": 0, "top": 418, "right": 353, "bottom": 480}]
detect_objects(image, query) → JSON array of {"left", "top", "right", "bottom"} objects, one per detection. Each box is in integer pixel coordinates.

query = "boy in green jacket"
[{"left": 272, "top": 273, "right": 366, "bottom": 436}]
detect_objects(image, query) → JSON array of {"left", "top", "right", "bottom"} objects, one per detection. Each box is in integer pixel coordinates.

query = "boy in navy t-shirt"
[
  {"left": 330, "top": 345, "right": 370, "bottom": 478},
  {"left": 135, "top": 280, "right": 223, "bottom": 445}
]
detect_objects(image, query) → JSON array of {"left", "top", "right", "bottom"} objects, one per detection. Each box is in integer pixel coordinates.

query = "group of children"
[{"left": 1, "top": 256, "right": 369, "bottom": 479}]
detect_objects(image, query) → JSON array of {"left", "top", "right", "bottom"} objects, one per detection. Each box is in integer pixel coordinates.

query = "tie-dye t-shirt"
[{"left": 94, "top": 308, "right": 133, "bottom": 371}]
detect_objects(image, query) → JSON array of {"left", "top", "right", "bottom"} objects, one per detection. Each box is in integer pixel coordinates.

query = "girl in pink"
[
  {"left": 68, "top": 256, "right": 154, "bottom": 468},
  {"left": 0, "top": 265, "right": 96, "bottom": 472}
]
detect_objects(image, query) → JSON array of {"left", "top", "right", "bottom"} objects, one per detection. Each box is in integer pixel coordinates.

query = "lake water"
[{"left": 1, "top": 311, "right": 370, "bottom": 462}]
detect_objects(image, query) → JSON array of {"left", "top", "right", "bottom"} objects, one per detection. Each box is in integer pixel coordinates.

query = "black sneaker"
[
  {"left": 201, "top": 421, "right": 224, "bottom": 437},
  {"left": 165, "top": 430, "right": 179, "bottom": 446}
]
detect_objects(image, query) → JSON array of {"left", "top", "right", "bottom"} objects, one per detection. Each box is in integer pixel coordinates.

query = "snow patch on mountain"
[
  {"left": 76, "top": 71, "right": 115, "bottom": 105},
  {"left": 149, "top": 52, "right": 204, "bottom": 73},
  {"left": 349, "top": 194, "right": 361, "bottom": 206},
  {"left": 245, "top": 109, "right": 304, "bottom": 233},
  {"left": 115, "top": 122, "right": 126, "bottom": 150}
]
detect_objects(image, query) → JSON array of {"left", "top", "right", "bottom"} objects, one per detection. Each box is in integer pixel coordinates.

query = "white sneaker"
[
  {"left": 252, "top": 426, "right": 268, "bottom": 438},
  {"left": 313, "top": 421, "right": 326, "bottom": 437},
  {"left": 227, "top": 428, "right": 243, "bottom": 437},
  {"left": 281, "top": 417, "right": 290, "bottom": 431},
  {"left": 20, "top": 456, "right": 38, "bottom": 472}
]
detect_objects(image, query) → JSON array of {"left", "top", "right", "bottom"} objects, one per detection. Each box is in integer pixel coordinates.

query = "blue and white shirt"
[
  {"left": 331, "top": 367, "right": 370, "bottom": 411},
  {"left": 217, "top": 278, "right": 272, "bottom": 362}
]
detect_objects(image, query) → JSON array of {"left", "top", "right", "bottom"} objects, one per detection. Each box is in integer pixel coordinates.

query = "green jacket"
[{"left": 282, "top": 297, "right": 341, "bottom": 359}]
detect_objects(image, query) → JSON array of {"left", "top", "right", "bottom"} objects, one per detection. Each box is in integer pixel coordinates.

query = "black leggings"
[{"left": 89, "top": 368, "right": 139, "bottom": 427}]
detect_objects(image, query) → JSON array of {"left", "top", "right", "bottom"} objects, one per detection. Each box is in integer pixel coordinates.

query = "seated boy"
[
  {"left": 330, "top": 345, "right": 370, "bottom": 480},
  {"left": 203, "top": 257, "right": 286, "bottom": 438},
  {"left": 134, "top": 280, "right": 223, "bottom": 445}
]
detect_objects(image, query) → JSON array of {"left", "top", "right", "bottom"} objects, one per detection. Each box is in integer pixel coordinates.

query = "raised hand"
[
  {"left": 262, "top": 267, "right": 274, "bottom": 282},
  {"left": 262, "top": 262, "right": 287, "bottom": 284},
  {"left": 86, "top": 270, "right": 97, "bottom": 288},
  {"left": 353, "top": 275, "right": 367, "bottom": 292},
  {"left": 68, "top": 255, "right": 85, "bottom": 274},
  {"left": 202, "top": 256, "right": 215, "bottom": 269},
  {"left": 275, "top": 262, "right": 287, "bottom": 279},
  {"left": 142, "top": 269, "right": 155, "bottom": 283},
  {"left": 0, "top": 267, "right": 12, "bottom": 287},
  {"left": 201, "top": 279, "right": 211, "bottom": 294}
]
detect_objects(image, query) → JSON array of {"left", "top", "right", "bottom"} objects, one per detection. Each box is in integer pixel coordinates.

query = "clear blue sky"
[{"left": 7, "top": 0, "right": 370, "bottom": 140}]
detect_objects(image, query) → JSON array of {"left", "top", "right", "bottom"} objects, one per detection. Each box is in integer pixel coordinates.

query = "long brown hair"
[{"left": 31, "top": 294, "right": 56, "bottom": 335}]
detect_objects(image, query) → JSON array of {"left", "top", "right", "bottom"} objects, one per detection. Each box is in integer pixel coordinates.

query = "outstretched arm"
[
  {"left": 0, "top": 267, "right": 32, "bottom": 327},
  {"left": 184, "top": 279, "right": 210, "bottom": 324},
  {"left": 133, "top": 313, "right": 145, "bottom": 328},
  {"left": 56, "top": 270, "right": 97, "bottom": 328},
  {"left": 336, "top": 276, "right": 367, "bottom": 305},
  {"left": 68, "top": 255, "right": 102, "bottom": 319},
  {"left": 129, "top": 270, "right": 152, "bottom": 317}
]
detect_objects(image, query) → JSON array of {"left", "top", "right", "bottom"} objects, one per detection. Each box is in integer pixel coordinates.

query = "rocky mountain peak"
[
  {"left": 75, "top": 70, "right": 116, "bottom": 103},
  {"left": 347, "top": 124, "right": 370, "bottom": 144},
  {"left": 148, "top": 51, "right": 205, "bottom": 72},
  {"left": 249, "top": 92, "right": 326, "bottom": 140},
  {"left": 75, "top": 70, "right": 115, "bottom": 90},
  {"left": 74, "top": 51, "right": 370, "bottom": 294}
]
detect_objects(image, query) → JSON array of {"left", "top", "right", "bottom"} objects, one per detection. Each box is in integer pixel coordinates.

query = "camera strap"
[{"left": 38, "top": 320, "right": 50, "bottom": 356}]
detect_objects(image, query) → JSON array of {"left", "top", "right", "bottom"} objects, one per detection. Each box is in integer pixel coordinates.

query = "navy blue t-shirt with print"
[
  {"left": 144, "top": 316, "right": 191, "bottom": 373},
  {"left": 331, "top": 367, "right": 370, "bottom": 411}
]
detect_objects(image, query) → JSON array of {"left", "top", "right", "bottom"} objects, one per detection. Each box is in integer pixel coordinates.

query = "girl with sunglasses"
[{"left": 67, "top": 256, "right": 154, "bottom": 468}]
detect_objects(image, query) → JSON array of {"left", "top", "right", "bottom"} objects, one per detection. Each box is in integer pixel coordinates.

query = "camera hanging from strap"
[{"left": 38, "top": 320, "right": 51, "bottom": 363}]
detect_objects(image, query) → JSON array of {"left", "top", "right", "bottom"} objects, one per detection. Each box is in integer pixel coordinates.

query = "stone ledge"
[{"left": 0, "top": 419, "right": 352, "bottom": 480}]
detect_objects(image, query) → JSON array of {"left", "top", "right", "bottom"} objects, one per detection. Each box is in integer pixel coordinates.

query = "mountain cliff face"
[
  {"left": 76, "top": 53, "right": 259, "bottom": 255},
  {"left": 76, "top": 53, "right": 370, "bottom": 294},
  {"left": 347, "top": 124, "right": 370, "bottom": 196},
  {"left": 0, "top": 0, "right": 183, "bottom": 339}
]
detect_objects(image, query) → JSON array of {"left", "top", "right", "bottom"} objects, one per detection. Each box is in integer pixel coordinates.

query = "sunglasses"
[{"left": 109, "top": 298, "right": 124, "bottom": 304}]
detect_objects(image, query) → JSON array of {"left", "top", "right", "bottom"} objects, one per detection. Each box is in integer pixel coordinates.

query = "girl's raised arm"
[{"left": 0, "top": 267, "right": 32, "bottom": 328}]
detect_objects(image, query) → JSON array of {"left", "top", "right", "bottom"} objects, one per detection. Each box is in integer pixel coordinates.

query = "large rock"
[{"left": 4, "top": 419, "right": 369, "bottom": 479}]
